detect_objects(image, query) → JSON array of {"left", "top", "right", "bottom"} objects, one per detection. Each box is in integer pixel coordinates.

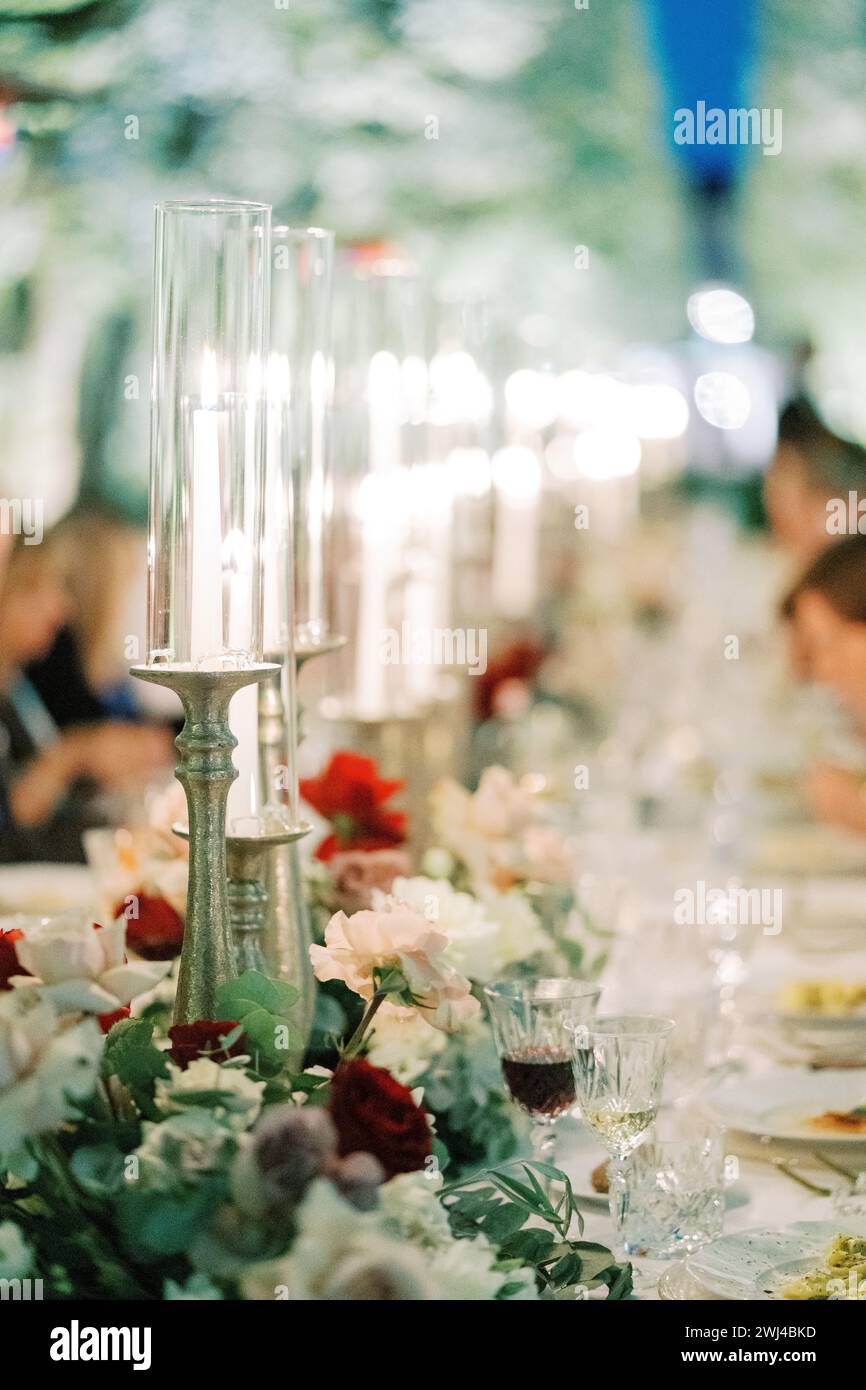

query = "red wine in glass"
[{"left": 501, "top": 1046, "right": 576, "bottom": 1118}]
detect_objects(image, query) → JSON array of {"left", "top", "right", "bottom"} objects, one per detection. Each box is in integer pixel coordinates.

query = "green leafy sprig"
[{"left": 440, "top": 1159, "right": 632, "bottom": 1300}]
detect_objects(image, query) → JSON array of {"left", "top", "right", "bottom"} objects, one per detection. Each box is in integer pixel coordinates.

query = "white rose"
[
  {"left": 155, "top": 1057, "right": 265, "bottom": 1131},
  {"left": 426, "top": 1235, "right": 515, "bottom": 1300},
  {"left": 0, "top": 991, "right": 102, "bottom": 1171},
  {"left": 241, "top": 1179, "right": 436, "bottom": 1300},
  {"left": 366, "top": 1011, "right": 446, "bottom": 1086},
  {"left": 310, "top": 902, "right": 479, "bottom": 1033},
  {"left": 12, "top": 915, "right": 171, "bottom": 1015},
  {"left": 522, "top": 824, "right": 575, "bottom": 886},
  {"left": 480, "top": 888, "right": 552, "bottom": 972},
  {"left": 135, "top": 1109, "right": 239, "bottom": 1189},
  {"left": 430, "top": 768, "right": 553, "bottom": 892},
  {"left": 142, "top": 857, "right": 188, "bottom": 915},
  {"left": 378, "top": 1169, "right": 453, "bottom": 1247},
  {"left": 385, "top": 876, "right": 501, "bottom": 984}
]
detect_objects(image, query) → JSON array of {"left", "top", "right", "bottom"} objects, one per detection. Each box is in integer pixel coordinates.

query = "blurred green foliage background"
[{"left": 2, "top": 0, "right": 866, "bottom": 519}]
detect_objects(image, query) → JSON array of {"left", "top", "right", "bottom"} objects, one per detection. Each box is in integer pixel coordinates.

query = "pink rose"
[
  {"left": 310, "top": 902, "right": 479, "bottom": 1034},
  {"left": 327, "top": 849, "right": 412, "bottom": 914}
]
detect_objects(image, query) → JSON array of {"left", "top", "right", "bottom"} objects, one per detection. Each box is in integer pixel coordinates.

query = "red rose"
[
  {"left": 300, "top": 751, "right": 406, "bottom": 862},
  {"left": 0, "top": 929, "right": 28, "bottom": 990},
  {"left": 474, "top": 639, "right": 546, "bottom": 723},
  {"left": 168, "top": 1020, "right": 245, "bottom": 1070},
  {"left": 114, "top": 893, "right": 184, "bottom": 960},
  {"left": 98, "top": 1007, "right": 131, "bottom": 1034},
  {"left": 328, "top": 1058, "right": 431, "bottom": 1179}
]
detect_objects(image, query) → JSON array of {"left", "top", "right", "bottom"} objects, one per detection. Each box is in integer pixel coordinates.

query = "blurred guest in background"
[
  {"left": 764, "top": 398, "right": 866, "bottom": 571},
  {"left": 27, "top": 507, "right": 144, "bottom": 724},
  {"left": 0, "top": 527, "right": 173, "bottom": 862},
  {"left": 782, "top": 535, "right": 866, "bottom": 835}
]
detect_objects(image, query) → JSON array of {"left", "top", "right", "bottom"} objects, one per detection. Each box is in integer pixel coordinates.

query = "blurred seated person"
[
  {"left": 764, "top": 398, "right": 866, "bottom": 571},
  {"left": 26, "top": 507, "right": 143, "bottom": 724},
  {"left": 0, "top": 532, "right": 174, "bottom": 862},
  {"left": 782, "top": 534, "right": 866, "bottom": 835}
]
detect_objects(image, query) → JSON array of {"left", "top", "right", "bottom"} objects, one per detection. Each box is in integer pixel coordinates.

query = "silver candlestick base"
[
  {"left": 130, "top": 663, "right": 277, "bottom": 1025},
  {"left": 255, "top": 633, "right": 346, "bottom": 1053},
  {"left": 294, "top": 633, "right": 348, "bottom": 664},
  {"left": 225, "top": 824, "right": 311, "bottom": 977}
]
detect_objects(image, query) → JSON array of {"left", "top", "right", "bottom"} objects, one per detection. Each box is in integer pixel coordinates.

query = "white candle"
[
  {"left": 572, "top": 427, "right": 641, "bottom": 543},
  {"left": 368, "top": 351, "right": 401, "bottom": 476},
  {"left": 263, "top": 353, "right": 290, "bottom": 652},
  {"left": 306, "top": 349, "right": 328, "bottom": 635},
  {"left": 222, "top": 530, "right": 252, "bottom": 653},
  {"left": 190, "top": 347, "right": 225, "bottom": 664},
  {"left": 354, "top": 474, "right": 391, "bottom": 720},
  {"left": 227, "top": 681, "right": 259, "bottom": 829},
  {"left": 401, "top": 462, "right": 452, "bottom": 704},
  {"left": 351, "top": 353, "right": 405, "bottom": 718},
  {"left": 491, "top": 445, "right": 540, "bottom": 620}
]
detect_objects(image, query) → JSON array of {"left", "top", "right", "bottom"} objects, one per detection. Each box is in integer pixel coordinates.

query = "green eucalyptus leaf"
[
  {"left": 101, "top": 1018, "right": 169, "bottom": 1120},
  {"left": 215, "top": 971, "right": 299, "bottom": 1021},
  {"left": 114, "top": 1186, "right": 219, "bottom": 1260},
  {"left": 69, "top": 1144, "right": 126, "bottom": 1198},
  {"left": 479, "top": 1201, "right": 528, "bottom": 1242},
  {"left": 604, "top": 1263, "right": 634, "bottom": 1301},
  {"left": 485, "top": 1171, "right": 542, "bottom": 1208},
  {"left": 0, "top": 0, "right": 101, "bottom": 13},
  {"left": 548, "top": 1252, "right": 585, "bottom": 1287},
  {"left": 499, "top": 1228, "right": 555, "bottom": 1263}
]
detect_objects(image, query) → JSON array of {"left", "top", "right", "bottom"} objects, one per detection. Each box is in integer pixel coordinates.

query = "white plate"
[
  {"left": 749, "top": 827, "right": 866, "bottom": 877},
  {"left": 568, "top": 1150, "right": 612, "bottom": 1208},
  {"left": 686, "top": 1221, "right": 866, "bottom": 1301},
  {"left": 773, "top": 1008, "right": 866, "bottom": 1032},
  {"left": 0, "top": 864, "right": 96, "bottom": 917},
  {"left": 746, "top": 998, "right": 866, "bottom": 1065},
  {"left": 744, "top": 991, "right": 866, "bottom": 1034},
  {"left": 705, "top": 1070, "right": 866, "bottom": 1145}
]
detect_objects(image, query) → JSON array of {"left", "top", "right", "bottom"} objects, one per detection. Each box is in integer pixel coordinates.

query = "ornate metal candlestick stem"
[
  {"left": 255, "top": 637, "right": 346, "bottom": 1047},
  {"left": 131, "top": 664, "right": 276, "bottom": 1024},
  {"left": 226, "top": 824, "right": 310, "bottom": 976}
]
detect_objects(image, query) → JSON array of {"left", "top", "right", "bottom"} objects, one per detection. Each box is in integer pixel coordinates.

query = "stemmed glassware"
[
  {"left": 485, "top": 978, "right": 600, "bottom": 1169},
  {"left": 568, "top": 1014, "right": 674, "bottom": 1159},
  {"left": 567, "top": 1013, "right": 674, "bottom": 1263}
]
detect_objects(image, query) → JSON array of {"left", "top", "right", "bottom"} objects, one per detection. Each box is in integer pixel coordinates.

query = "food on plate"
[
  {"left": 777, "top": 980, "right": 866, "bottom": 1016},
  {"left": 590, "top": 1160, "right": 609, "bottom": 1194},
  {"left": 782, "top": 1233, "right": 866, "bottom": 1300},
  {"left": 807, "top": 1106, "right": 866, "bottom": 1135}
]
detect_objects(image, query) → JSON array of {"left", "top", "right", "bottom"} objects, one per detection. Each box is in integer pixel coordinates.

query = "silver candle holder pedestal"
[
  {"left": 226, "top": 824, "right": 312, "bottom": 977},
  {"left": 254, "top": 633, "right": 347, "bottom": 1053},
  {"left": 130, "top": 663, "right": 277, "bottom": 1025}
]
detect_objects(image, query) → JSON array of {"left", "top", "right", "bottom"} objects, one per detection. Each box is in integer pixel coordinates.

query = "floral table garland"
[{"left": 0, "top": 758, "right": 629, "bottom": 1301}]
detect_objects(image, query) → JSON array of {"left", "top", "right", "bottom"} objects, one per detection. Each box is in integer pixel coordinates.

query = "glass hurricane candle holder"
[
  {"left": 132, "top": 198, "right": 275, "bottom": 1024},
  {"left": 270, "top": 225, "right": 339, "bottom": 659},
  {"left": 145, "top": 199, "right": 271, "bottom": 672},
  {"left": 330, "top": 251, "right": 433, "bottom": 722}
]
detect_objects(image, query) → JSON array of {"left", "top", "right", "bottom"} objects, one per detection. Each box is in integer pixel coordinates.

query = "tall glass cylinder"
[
  {"left": 430, "top": 296, "right": 495, "bottom": 627},
  {"left": 270, "top": 226, "right": 335, "bottom": 656},
  {"left": 146, "top": 199, "right": 270, "bottom": 670},
  {"left": 331, "top": 250, "right": 431, "bottom": 720},
  {"left": 226, "top": 338, "right": 303, "bottom": 835}
]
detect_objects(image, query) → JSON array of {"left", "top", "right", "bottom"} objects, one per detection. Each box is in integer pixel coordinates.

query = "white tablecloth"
[{"left": 558, "top": 912, "right": 866, "bottom": 1298}]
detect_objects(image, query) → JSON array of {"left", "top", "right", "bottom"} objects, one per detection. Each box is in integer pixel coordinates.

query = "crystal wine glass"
[
  {"left": 567, "top": 1014, "right": 674, "bottom": 1161},
  {"left": 485, "top": 978, "right": 601, "bottom": 1170},
  {"left": 568, "top": 1013, "right": 674, "bottom": 1268}
]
